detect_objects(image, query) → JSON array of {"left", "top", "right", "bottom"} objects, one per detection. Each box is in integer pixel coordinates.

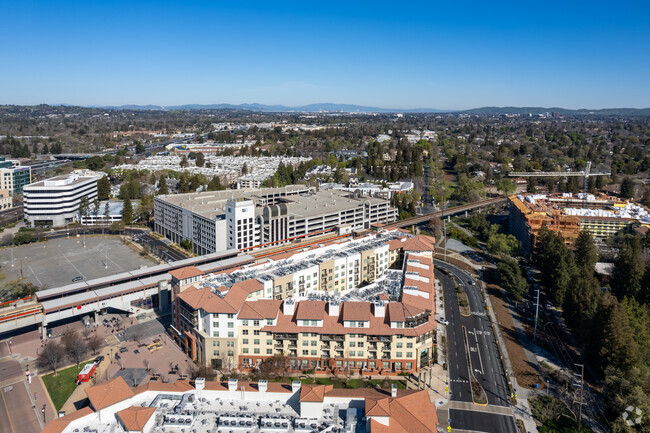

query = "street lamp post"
[{"left": 42, "top": 404, "right": 46, "bottom": 423}]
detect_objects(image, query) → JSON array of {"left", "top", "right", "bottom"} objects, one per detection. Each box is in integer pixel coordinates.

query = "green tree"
[
  {"left": 535, "top": 227, "right": 576, "bottom": 306},
  {"left": 178, "top": 173, "right": 190, "bottom": 193},
  {"left": 598, "top": 295, "right": 640, "bottom": 373},
  {"left": 620, "top": 177, "right": 635, "bottom": 199},
  {"left": 122, "top": 196, "right": 133, "bottom": 225},
  {"left": 195, "top": 152, "right": 205, "bottom": 167},
  {"left": 612, "top": 236, "right": 644, "bottom": 299},
  {"left": 136, "top": 195, "right": 153, "bottom": 223},
  {"left": 208, "top": 175, "right": 225, "bottom": 191},
  {"left": 497, "top": 256, "right": 528, "bottom": 299},
  {"left": 97, "top": 175, "right": 111, "bottom": 200},
  {"left": 78, "top": 196, "right": 89, "bottom": 221},
  {"left": 573, "top": 229, "right": 598, "bottom": 272},
  {"left": 158, "top": 174, "right": 169, "bottom": 195},
  {"left": 487, "top": 233, "right": 520, "bottom": 257},
  {"left": 496, "top": 178, "right": 516, "bottom": 195},
  {"left": 135, "top": 141, "right": 145, "bottom": 154}
]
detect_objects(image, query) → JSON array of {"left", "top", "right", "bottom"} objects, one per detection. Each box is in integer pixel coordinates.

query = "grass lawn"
[
  {"left": 270, "top": 376, "right": 405, "bottom": 389},
  {"left": 42, "top": 361, "right": 92, "bottom": 411}
]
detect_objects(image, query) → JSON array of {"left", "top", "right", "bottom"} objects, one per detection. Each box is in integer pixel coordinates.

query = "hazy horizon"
[{"left": 1, "top": 1, "right": 649, "bottom": 109}]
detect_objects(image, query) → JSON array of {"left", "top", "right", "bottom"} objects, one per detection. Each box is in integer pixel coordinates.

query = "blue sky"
[{"left": 1, "top": 1, "right": 649, "bottom": 109}]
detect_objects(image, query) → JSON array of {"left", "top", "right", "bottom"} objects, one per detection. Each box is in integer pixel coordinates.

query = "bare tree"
[
  {"left": 37, "top": 341, "right": 66, "bottom": 375},
  {"left": 82, "top": 327, "right": 92, "bottom": 339},
  {"left": 61, "top": 327, "right": 88, "bottom": 366},
  {"left": 258, "top": 353, "right": 290, "bottom": 379},
  {"left": 86, "top": 333, "right": 103, "bottom": 355}
]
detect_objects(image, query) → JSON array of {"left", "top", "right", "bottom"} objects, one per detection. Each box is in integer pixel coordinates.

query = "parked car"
[
  {"left": 438, "top": 318, "right": 450, "bottom": 326},
  {"left": 94, "top": 355, "right": 105, "bottom": 364},
  {"left": 119, "top": 347, "right": 128, "bottom": 353},
  {"left": 72, "top": 276, "right": 84, "bottom": 282}
]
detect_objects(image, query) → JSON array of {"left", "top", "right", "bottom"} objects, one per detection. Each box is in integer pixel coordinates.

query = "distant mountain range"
[
  {"left": 88, "top": 103, "right": 650, "bottom": 116},
  {"left": 93, "top": 103, "right": 447, "bottom": 113}
]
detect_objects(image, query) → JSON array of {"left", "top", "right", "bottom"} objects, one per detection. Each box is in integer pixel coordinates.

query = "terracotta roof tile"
[
  {"left": 365, "top": 397, "right": 391, "bottom": 416},
  {"left": 294, "top": 300, "right": 326, "bottom": 320},
  {"left": 341, "top": 302, "right": 372, "bottom": 321},
  {"left": 116, "top": 406, "right": 156, "bottom": 432},
  {"left": 238, "top": 299, "right": 282, "bottom": 320},
  {"left": 299, "top": 385, "right": 327, "bottom": 402},
  {"left": 41, "top": 407, "right": 94, "bottom": 433},
  {"left": 85, "top": 376, "right": 135, "bottom": 411},
  {"left": 169, "top": 266, "right": 203, "bottom": 280}
]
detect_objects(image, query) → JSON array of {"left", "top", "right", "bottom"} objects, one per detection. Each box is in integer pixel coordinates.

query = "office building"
[
  {"left": 154, "top": 187, "right": 398, "bottom": 255},
  {"left": 0, "top": 157, "right": 31, "bottom": 196},
  {"left": 23, "top": 173, "right": 99, "bottom": 226}
]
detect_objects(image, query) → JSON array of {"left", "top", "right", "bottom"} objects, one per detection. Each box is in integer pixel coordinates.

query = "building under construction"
[{"left": 509, "top": 193, "right": 650, "bottom": 254}]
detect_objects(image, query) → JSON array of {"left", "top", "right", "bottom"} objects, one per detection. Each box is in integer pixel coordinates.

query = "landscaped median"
[
  {"left": 455, "top": 279, "right": 471, "bottom": 316},
  {"left": 462, "top": 326, "right": 488, "bottom": 406}
]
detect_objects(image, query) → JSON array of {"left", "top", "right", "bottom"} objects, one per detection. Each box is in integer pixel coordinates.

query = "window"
[
  {"left": 310, "top": 350, "right": 317, "bottom": 356},
  {"left": 254, "top": 339, "right": 260, "bottom": 345},
  {"left": 243, "top": 338, "right": 249, "bottom": 344},
  {"left": 405, "top": 362, "right": 412, "bottom": 369},
  {"left": 227, "top": 332, "right": 234, "bottom": 338},
  {"left": 253, "top": 330, "right": 260, "bottom": 335},
  {"left": 253, "top": 320, "right": 260, "bottom": 326},
  {"left": 337, "top": 361, "right": 343, "bottom": 367},
  {"left": 227, "top": 314, "right": 234, "bottom": 318},
  {"left": 254, "top": 348, "right": 260, "bottom": 354},
  {"left": 406, "top": 352, "right": 412, "bottom": 358},
  {"left": 369, "top": 362, "right": 376, "bottom": 368},
  {"left": 266, "top": 339, "right": 273, "bottom": 345},
  {"left": 349, "top": 351, "right": 355, "bottom": 357},
  {"left": 311, "top": 340, "right": 317, "bottom": 346},
  {"left": 242, "top": 320, "right": 249, "bottom": 326},
  {"left": 395, "top": 362, "right": 402, "bottom": 370},
  {"left": 227, "top": 341, "right": 234, "bottom": 347},
  {"left": 243, "top": 348, "right": 249, "bottom": 354},
  {"left": 212, "top": 341, "right": 217, "bottom": 346},
  {"left": 396, "top": 342, "right": 403, "bottom": 348},
  {"left": 266, "top": 349, "right": 272, "bottom": 355},
  {"left": 212, "top": 331, "right": 219, "bottom": 337},
  {"left": 396, "top": 352, "right": 402, "bottom": 358},
  {"left": 227, "top": 322, "right": 234, "bottom": 328},
  {"left": 242, "top": 329, "right": 248, "bottom": 335},
  {"left": 349, "top": 341, "right": 356, "bottom": 347},
  {"left": 227, "top": 350, "right": 233, "bottom": 356},
  {"left": 302, "top": 350, "right": 309, "bottom": 355},
  {"left": 303, "top": 340, "right": 309, "bottom": 346},
  {"left": 311, "top": 320, "right": 317, "bottom": 326},
  {"left": 407, "top": 343, "right": 413, "bottom": 348},
  {"left": 383, "top": 362, "right": 390, "bottom": 369},
  {"left": 266, "top": 319, "right": 273, "bottom": 325}
]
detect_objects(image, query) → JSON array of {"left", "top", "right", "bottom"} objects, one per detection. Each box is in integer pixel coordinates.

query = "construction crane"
[{"left": 508, "top": 161, "right": 611, "bottom": 191}]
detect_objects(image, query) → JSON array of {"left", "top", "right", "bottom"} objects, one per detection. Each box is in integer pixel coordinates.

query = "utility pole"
[
  {"left": 533, "top": 287, "right": 540, "bottom": 341},
  {"left": 11, "top": 248, "right": 14, "bottom": 267},
  {"left": 576, "top": 363, "right": 584, "bottom": 432},
  {"left": 443, "top": 218, "right": 447, "bottom": 261}
]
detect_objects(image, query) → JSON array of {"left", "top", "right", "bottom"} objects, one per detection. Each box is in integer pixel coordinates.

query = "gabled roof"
[
  {"left": 368, "top": 390, "right": 438, "bottom": 433},
  {"left": 341, "top": 301, "right": 372, "bottom": 321},
  {"left": 169, "top": 266, "right": 203, "bottom": 280},
  {"left": 238, "top": 299, "right": 282, "bottom": 320},
  {"left": 41, "top": 407, "right": 94, "bottom": 433},
  {"left": 85, "top": 376, "right": 135, "bottom": 411},
  {"left": 401, "top": 235, "right": 435, "bottom": 252},
  {"left": 294, "top": 300, "right": 326, "bottom": 320},
  {"left": 178, "top": 278, "right": 264, "bottom": 314},
  {"left": 299, "top": 385, "right": 327, "bottom": 402},
  {"left": 116, "top": 406, "right": 156, "bottom": 432},
  {"left": 132, "top": 380, "right": 194, "bottom": 394},
  {"left": 365, "top": 397, "right": 391, "bottom": 416}
]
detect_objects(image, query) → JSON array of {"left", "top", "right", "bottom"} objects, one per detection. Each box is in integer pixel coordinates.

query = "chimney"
[
  {"left": 258, "top": 380, "right": 268, "bottom": 393},
  {"left": 328, "top": 301, "right": 340, "bottom": 316},
  {"left": 391, "top": 384, "right": 397, "bottom": 398},
  {"left": 283, "top": 299, "right": 295, "bottom": 316},
  {"left": 292, "top": 380, "right": 302, "bottom": 393},
  {"left": 228, "top": 378, "right": 238, "bottom": 392},
  {"left": 373, "top": 301, "right": 385, "bottom": 318}
]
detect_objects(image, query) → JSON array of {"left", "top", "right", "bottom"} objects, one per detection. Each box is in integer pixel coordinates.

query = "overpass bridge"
[
  {"left": 0, "top": 250, "right": 255, "bottom": 336},
  {"left": 384, "top": 196, "right": 507, "bottom": 229}
]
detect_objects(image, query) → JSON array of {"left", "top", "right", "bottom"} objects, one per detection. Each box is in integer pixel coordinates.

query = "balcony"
[
  {"left": 381, "top": 354, "right": 391, "bottom": 360},
  {"left": 368, "top": 336, "right": 391, "bottom": 343},
  {"left": 275, "top": 333, "right": 298, "bottom": 340},
  {"left": 274, "top": 343, "right": 284, "bottom": 349},
  {"left": 287, "top": 343, "right": 297, "bottom": 349},
  {"left": 322, "top": 335, "right": 345, "bottom": 342}
]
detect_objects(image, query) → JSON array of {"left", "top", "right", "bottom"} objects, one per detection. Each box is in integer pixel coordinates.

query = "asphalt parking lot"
[{"left": 0, "top": 235, "right": 155, "bottom": 289}]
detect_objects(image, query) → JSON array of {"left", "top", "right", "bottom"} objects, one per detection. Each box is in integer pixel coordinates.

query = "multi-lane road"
[{"left": 435, "top": 259, "right": 518, "bottom": 433}]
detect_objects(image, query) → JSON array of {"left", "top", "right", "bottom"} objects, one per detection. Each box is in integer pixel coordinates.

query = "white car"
[{"left": 438, "top": 318, "right": 450, "bottom": 326}]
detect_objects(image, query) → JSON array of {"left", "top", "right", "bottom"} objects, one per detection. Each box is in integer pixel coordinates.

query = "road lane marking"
[{"left": 1, "top": 385, "right": 16, "bottom": 433}]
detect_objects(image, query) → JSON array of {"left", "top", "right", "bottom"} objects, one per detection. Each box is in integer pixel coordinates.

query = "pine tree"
[
  {"left": 620, "top": 177, "right": 635, "bottom": 199},
  {"left": 178, "top": 173, "right": 190, "bottom": 193},
  {"left": 97, "top": 176, "right": 111, "bottom": 200},
  {"left": 158, "top": 174, "right": 169, "bottom": 195},
  {"left": 612, "top": 236, "right": 644, "bottom": 299},
  {"left": 122, "top": 196, "right": 133, "bottom": 225},
  {"left": 574, "top": 229, "right": 598, "bottom": 272}
]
